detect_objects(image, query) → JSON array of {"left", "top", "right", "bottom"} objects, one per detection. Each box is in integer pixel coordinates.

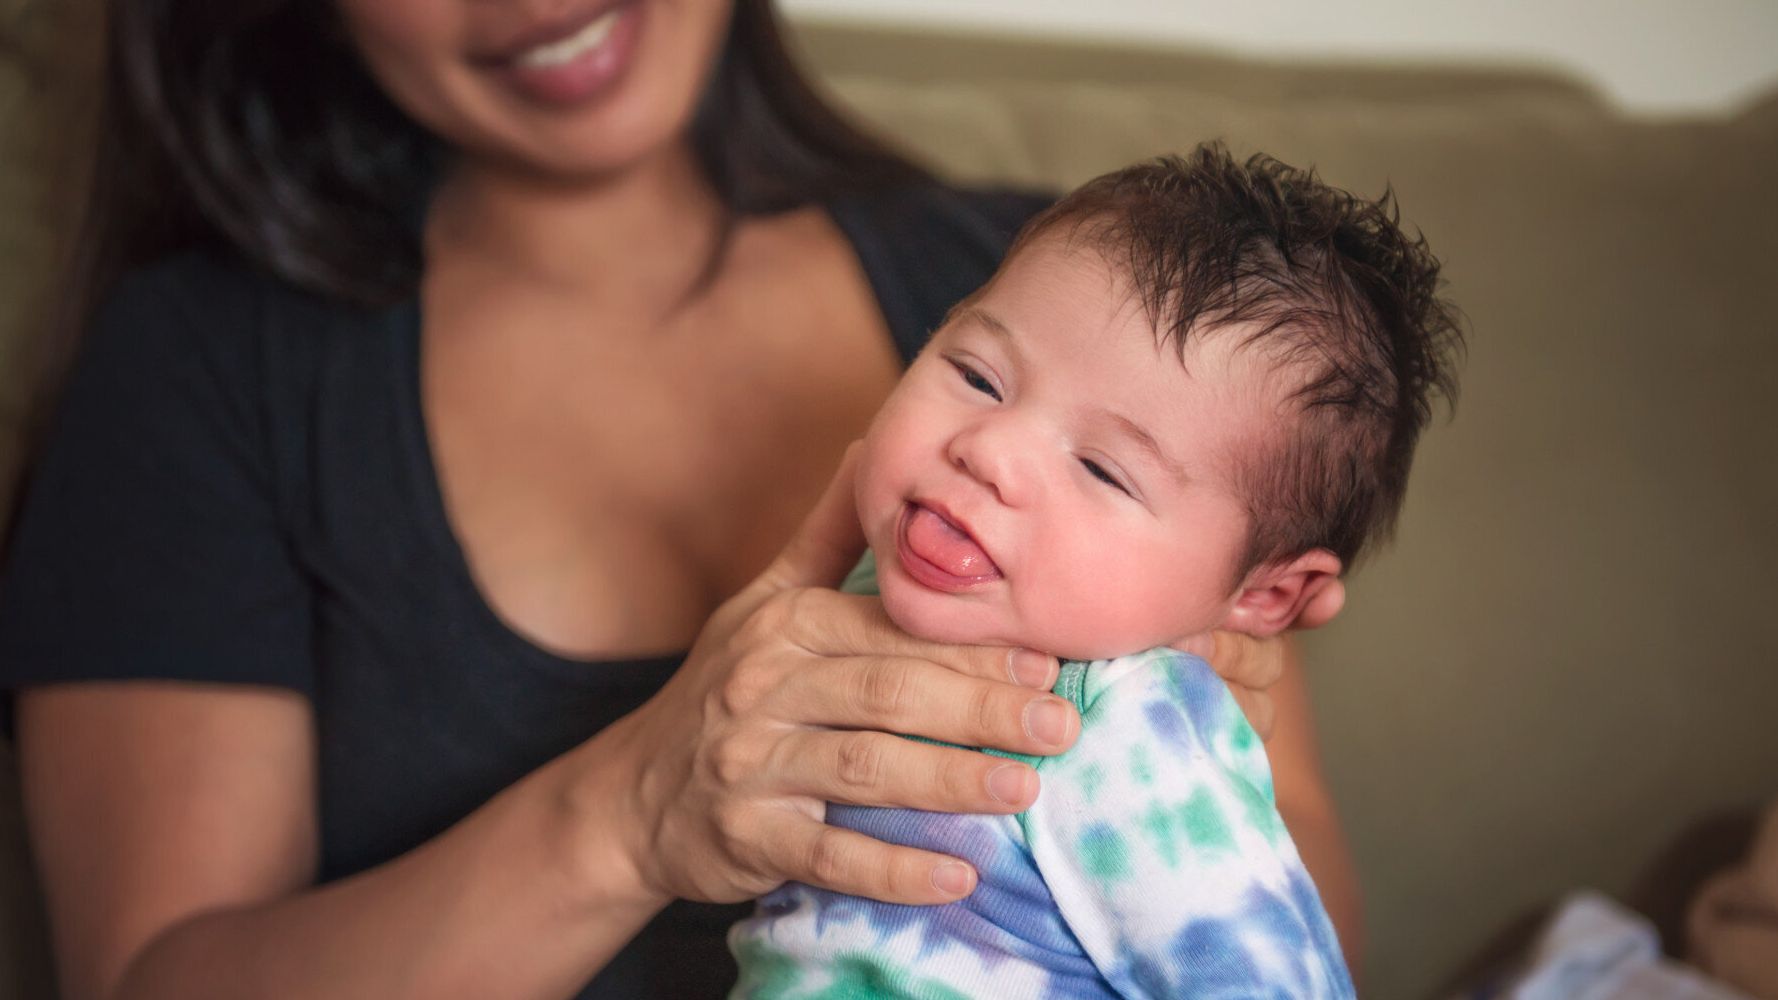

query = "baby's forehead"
[
  {"left": 990, "top": 236, "right": 1279, "bottom": 350},
  {"left": 949, "top": 291, "right": 1304, "bottom": 412}
]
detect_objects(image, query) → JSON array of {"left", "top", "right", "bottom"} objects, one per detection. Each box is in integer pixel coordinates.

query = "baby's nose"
[{"left": 947, "top": 420, "right": 1029, "bottom": 506}]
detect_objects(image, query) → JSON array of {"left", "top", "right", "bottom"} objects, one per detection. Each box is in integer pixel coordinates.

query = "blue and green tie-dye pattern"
[{"left": 727, "top": 556, "right": 1354, "bottom": 999}]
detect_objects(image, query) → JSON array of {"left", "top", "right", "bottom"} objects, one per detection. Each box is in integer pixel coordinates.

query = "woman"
[{"left": 0, "top": 1, "right": 1359, "bottom": 997}]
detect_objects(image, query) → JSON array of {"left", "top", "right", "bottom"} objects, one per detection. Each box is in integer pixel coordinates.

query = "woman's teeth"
[{"left": 514, "top": 10, "right": 620, "bottom": 68}]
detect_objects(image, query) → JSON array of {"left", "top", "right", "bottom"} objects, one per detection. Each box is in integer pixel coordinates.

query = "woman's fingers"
[
  {"left": 753, "top": 809, "right": 977, "bottom": 905},
  {"left": 1201, "top": 630, "right": 1286, "bottom": 742},
  {"left": 1203, "top": 630, "right": 1287, "bottom": 691},
  {"left": 1228, "top": 685, "right": 1279, "bottom": 743},
  {"left": 628, "top": 445, "right": 1071, "bottom": 906},
  {"left": 770, "top": 730, "right": 1039, "bottom": 813},
  {"left": 774, "top": 652, "right": 1077, "bottom": 756}
]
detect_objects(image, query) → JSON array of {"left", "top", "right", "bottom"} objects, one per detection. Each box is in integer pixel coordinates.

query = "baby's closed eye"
[
  {"left": 949, "top": 358, "right": 1002, "bottom": 401},
  {"left": 1079, "top": 458, "right": 1131, "bottom": 495}
]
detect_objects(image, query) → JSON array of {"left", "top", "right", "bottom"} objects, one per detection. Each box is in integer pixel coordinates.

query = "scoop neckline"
[
  {"left": 390, "top": 297, "right": 692, "bottom": 681},
  {"left": 388, "top": 198, "right": 906, "bottom": 679}
]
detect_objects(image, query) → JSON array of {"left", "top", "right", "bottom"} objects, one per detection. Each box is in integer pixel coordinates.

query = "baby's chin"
[
  {"left": 877, "top": 577, "right": 1156, "bottom": 662},
  {"left": 876, "top": 578, "right": 1017, "bottom": 649}
]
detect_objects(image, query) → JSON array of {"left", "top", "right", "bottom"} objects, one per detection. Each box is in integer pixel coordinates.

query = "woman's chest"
[{"left": 420, "top": 231, "right": 901, "bottom": 657}]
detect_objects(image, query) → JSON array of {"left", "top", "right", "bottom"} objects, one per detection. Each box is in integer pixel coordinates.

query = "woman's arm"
[
  {"left": 18, "top": 448, "right": 1078, "bottom": 1000},
  {"left": 1266, "top": 638, "right": 1365, "bottom": 983},
  {"left": 18, "top": 683, "right": 664, "bottom": 1000}
]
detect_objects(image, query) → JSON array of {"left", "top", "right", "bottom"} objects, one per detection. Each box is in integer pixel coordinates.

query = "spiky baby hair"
[{"left": 1013, "top": 143, "right": 1464, "bottom": 572}]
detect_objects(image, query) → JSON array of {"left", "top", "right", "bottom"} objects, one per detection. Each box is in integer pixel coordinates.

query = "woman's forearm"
[
  {"left": 1279, "top": 794, "right": 1365, "bottom": 982},
  {"left": 113, "top": 725, "right": 667, "bottom": 1000},
  {"left": 1267, "top": 640, "right": 1366, "bottom": 984}
]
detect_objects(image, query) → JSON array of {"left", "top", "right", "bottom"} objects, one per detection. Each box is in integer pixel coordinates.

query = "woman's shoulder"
[
  {"left": 84, "top": 248, "right": 403, "bottom": 400},
  {"left": 92, "top": 249, "right": 265, "bottom": 350},
  {"left": 0, "top": 247, "right": 346, "bottom": 707},
  {"left": 100, "top": 248, "right": 389, "bottom": 346},
  {"left": 828, "top": 179, "right": 1054, "bottom": 262},
  {"left": 827, "top": 179, "right": 1056, "bottom": 358},
  {"left": 51, "top": 248, "right": 410, "bottom": 511},
  {"left": 69, "top": 250, "right": 283, "bottom": 414}
]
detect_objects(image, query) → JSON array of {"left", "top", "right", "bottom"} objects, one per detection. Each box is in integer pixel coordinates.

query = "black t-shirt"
[{"left": 0, "top": 182, "right": 1050, "bottom": 998}]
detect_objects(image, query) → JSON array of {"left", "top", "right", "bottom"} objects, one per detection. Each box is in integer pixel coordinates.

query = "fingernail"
[
  {"left": 1007, "top": 648, "right": 1057, "bottom": 689},
  {"left": 1024, "top": 698, "right": 1073, "bottom": 747},
  {"left": 931, "top": 861, "right": 974, "bottom": 896},
  {"left": 986, "top": 763, "right": 1035, "bottom": 805}
]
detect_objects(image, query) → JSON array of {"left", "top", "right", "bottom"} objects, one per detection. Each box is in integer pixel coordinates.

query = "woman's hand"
[
  {"left": 603, "top": 446, "right": 1079, "bottom": 910},
  {"left": 1178, "top": 580, "right": 1345, "bottom": 742}
]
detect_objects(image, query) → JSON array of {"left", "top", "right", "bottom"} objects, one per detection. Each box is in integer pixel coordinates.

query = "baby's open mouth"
[{"left": 896, "top": 501, "right": 1002, "bottom": 591}]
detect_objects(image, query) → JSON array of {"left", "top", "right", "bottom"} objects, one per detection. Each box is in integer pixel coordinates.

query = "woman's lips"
[
  {"left": 485, "top": 2, "right": 643, "bottom": 107},
  {"left": 896, "top": 502, "right": 1002, "bottom": 593}
]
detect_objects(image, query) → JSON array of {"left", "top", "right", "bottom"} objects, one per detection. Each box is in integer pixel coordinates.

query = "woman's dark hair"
[
  {"left": 73, "top": 0, "right": 924, "bottom": 313},
  {"left": 6, "top": 0, "right": 923, "bottom": 539}
]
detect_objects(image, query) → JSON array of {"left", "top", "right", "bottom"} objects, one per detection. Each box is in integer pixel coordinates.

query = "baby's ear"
[{"left": 1219, "top": 549, "right": 1343, "bottom": 638}]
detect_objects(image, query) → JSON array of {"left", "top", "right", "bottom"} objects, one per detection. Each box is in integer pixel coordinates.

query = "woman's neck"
[{"left": 425, "top": 142, "right": 726, "bottom": 309}]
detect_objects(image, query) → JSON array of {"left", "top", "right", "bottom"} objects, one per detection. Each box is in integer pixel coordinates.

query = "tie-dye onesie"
[{"left": 727, "top": 558, "right": 1356, "bottom": 999}]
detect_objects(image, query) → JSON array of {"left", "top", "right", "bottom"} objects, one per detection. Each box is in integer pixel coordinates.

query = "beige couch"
[{"left": 4, "top": 10, "right": 1776, "bottom": 999}]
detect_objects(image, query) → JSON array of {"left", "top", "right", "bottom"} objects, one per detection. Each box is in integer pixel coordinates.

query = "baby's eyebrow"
[
  {"left": 956, "top": 306, "right": 1021, "bottom": 359},
  {"left": 1096, "top": 407, "right": 1189, "bottom": 485},
  {"left": 959, "top": 305, "right": 1187, "bottom": 484}
]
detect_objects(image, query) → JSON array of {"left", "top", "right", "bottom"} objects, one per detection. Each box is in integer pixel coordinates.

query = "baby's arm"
[{"left": 1022, "top": 649, "right": 1355, "bottom": 999}]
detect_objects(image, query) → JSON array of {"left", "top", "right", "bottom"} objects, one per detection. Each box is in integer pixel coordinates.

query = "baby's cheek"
[
  {"left": 852, "top": 441, "right": 909, "bottom": 549},
  {"left": 1013, "top": 580, "right": 1151, "bottom": 661},
  {"left": 1023, "top": 558, "right": 1224, "bottom": 660}
]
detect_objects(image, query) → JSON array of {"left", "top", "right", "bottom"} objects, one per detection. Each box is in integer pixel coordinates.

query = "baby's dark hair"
[{"left": 1014, "top": 142, "right": 1463, "bottom": 573}]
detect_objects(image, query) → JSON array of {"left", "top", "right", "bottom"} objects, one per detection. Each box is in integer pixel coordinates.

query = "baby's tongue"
[{"left": 906, "top": 505, "right": 998, "bottom": 578}]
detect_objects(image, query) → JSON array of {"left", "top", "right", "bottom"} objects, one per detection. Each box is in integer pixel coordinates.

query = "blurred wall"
[{"left": 782, "top": 0, "right": 1778, "bottom": 116}]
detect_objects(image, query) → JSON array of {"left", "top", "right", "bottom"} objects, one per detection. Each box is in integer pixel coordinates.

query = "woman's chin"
[{"left": 464, "top": 108, "right": 690, "bottom": 184}]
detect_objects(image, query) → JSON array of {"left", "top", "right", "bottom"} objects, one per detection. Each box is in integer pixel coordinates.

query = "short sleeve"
[
  {"left": 0, "top": 257, "right": 313, "bottom": 703},
  {"left": 1023, "top": 650, "right": 1355, "bottom": 999}
]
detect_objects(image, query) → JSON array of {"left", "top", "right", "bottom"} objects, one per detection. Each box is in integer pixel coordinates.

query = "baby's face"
[{"left": 855, "top": 236, "right": 1284, "bottom": 660}]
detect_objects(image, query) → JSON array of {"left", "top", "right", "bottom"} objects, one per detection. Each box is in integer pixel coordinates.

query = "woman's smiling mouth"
[{"left": 480, "top": 2, "right": 644, "bottom": 107}]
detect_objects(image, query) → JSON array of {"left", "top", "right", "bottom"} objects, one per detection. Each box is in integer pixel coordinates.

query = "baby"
[{"left": 729, "top": 143, "right": 1461, "bottom": 998}]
